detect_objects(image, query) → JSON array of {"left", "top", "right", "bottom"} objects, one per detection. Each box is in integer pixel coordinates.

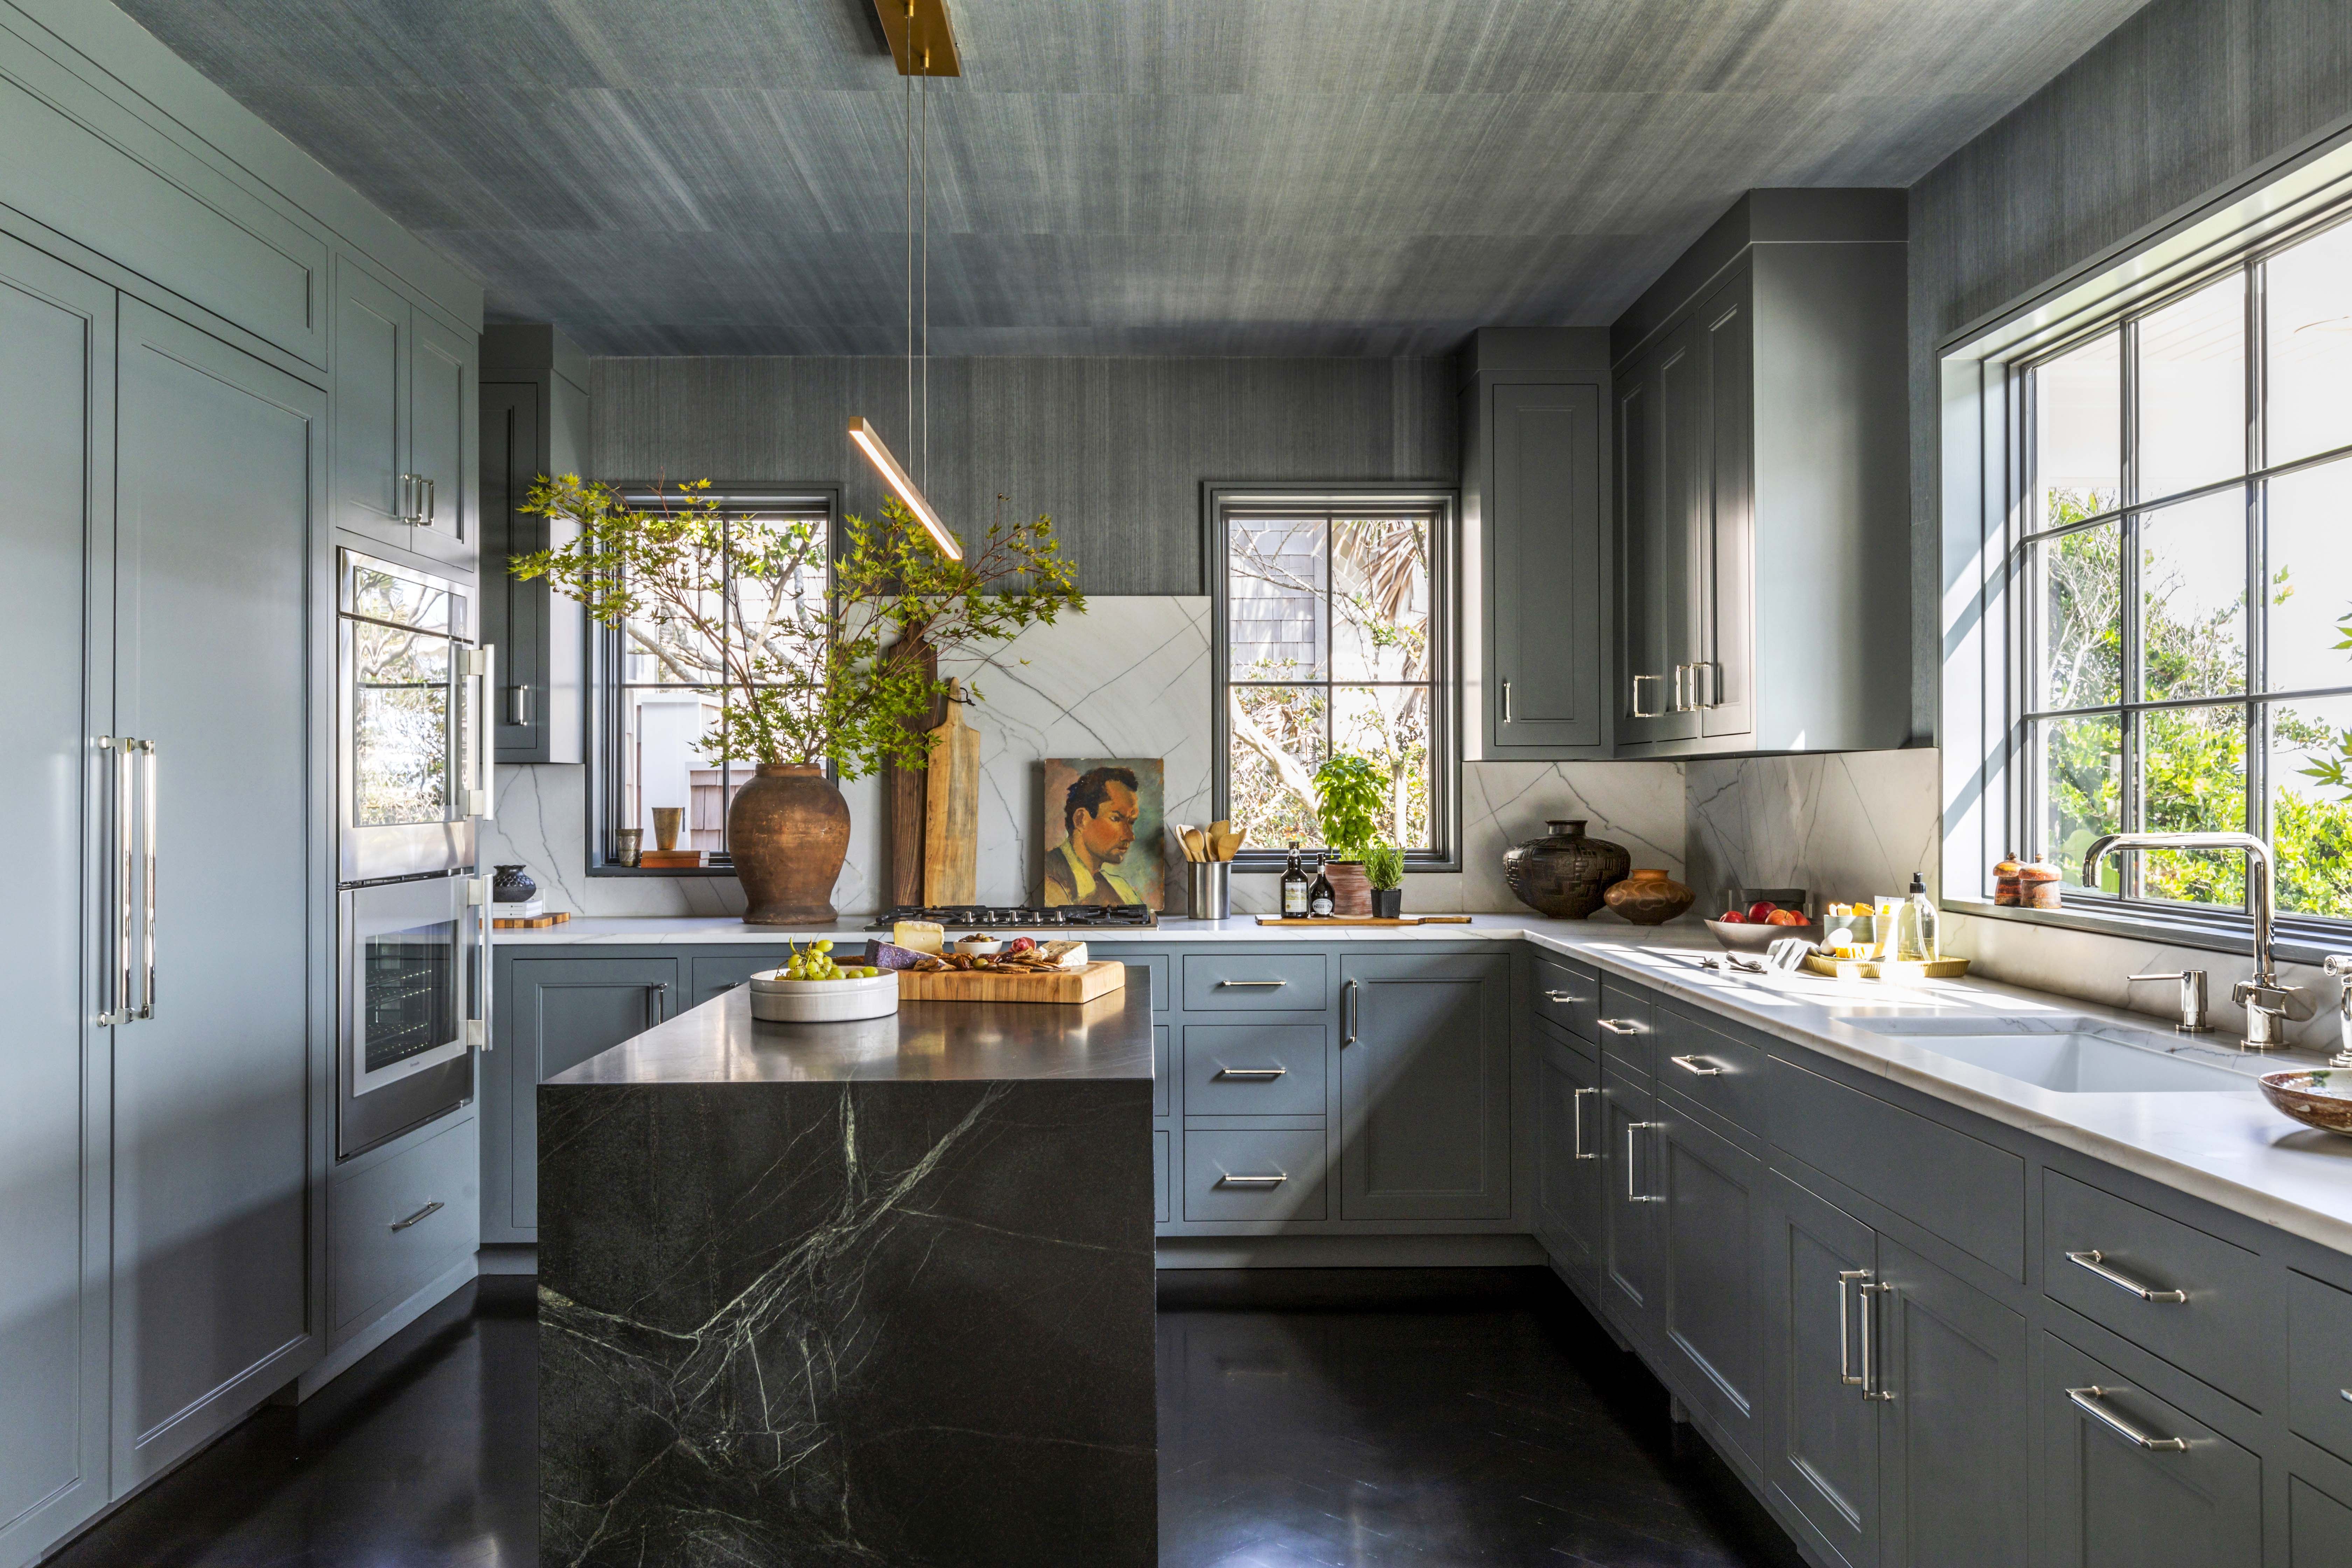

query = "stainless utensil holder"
[{"left": 1186, "top": 861, "right": 1231, "bottom": 920}]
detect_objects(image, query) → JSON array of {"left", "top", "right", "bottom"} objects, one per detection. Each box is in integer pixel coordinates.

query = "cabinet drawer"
[
  {"left": 2043, "top": 1169, "right": 2271, "bottom": 1405},
  {"left": 2290, "top": 1270, "right": 2352, "bottom": 1464},
  {"left": 1183, "top": 1024, "right": 1327, "bottom": 1116},
  {"left": 1183, "top": 953, "right": 1326, "bottom": 1011},
  {"left": 1596, "top": 980, "right": 1654, "bottom": 1076},
  {"left": 1532, "top": 953, "right": 1599, "bottom": 1043},
  {"left": 2042, "top": 1333, "right": 2261, "bottom": 1564},
  {"left": 1653, "top": 1006, "right": 1762, "bottom": 1133},
  {"left": 1184, "top": 1129, "right": 1329, "bottom": 1222},
  {"left": 331, "top": 1117, "right": 478, "bottom": 1334}
]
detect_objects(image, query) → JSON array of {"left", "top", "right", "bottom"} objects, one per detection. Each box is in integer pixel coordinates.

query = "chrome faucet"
[
  {"left": 2082, "top": 831, "right": 2316, "bottom": 1051},
  {"left": 2325, "top": 955, "right": 2352, "bottom": 1069}
]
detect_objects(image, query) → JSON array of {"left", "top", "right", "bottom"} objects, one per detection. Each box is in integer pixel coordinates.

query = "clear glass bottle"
[
  {"left": 1281, "top": 842, "right": 1310, "bottom": 917},
  {"left": 1893, "top": 872, "right": 1939, "bottom": 962},
  {"left": 1308, "top": 854, "right": 1336, "bottom": 918}
]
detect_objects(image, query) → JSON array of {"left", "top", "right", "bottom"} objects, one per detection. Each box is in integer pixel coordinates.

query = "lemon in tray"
[{"left": 749, "top": 941, "right": 899, "bottom": 1022}]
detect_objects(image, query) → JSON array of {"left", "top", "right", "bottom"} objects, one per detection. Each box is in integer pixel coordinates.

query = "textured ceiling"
[{"left": 115, "top": 0, "right": 2152, "bottom": 356}]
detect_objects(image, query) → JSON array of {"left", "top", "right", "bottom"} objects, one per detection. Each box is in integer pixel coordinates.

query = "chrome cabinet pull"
[
  {"left": 1501, "top": 678, "right": 1513, "bottom": 723},
  {"left": 1544, "top": 988, "right": 1587, "bottom": 1004},
  {"left": 505, "top": 684, "right": 531, "bottom": 727},
  {"left": 1218, "top": 1172, "right": 1287, "bottom": 1188},
  {"left": 1344, "top": 978, "right": 1359, "bottom": 1045},
  {"left": 1598, "top": 1018, "right": 1642, "bottom": 1035},
  {"left": 1672, "top": 664, "right": 1688, "bottom": 712},
  {"left": 1216, "top": 978, "right": 1287, "bottom": 988},
  {"left": 2065, "top": 1250, "right": 2188, "bottom": 1304},
  {"left": 390, "top": 1200, "right": 444, "bottom": 1233},
  {"left": 645, "top": 980, "right": 669, "bottom": 1030},
  {"left": 1835, "top": 1269, "right": 1893, "bottom": 1397},
  {"left": 1631, "top": 673, "right": 1665, "bottom": 719},
  {"left": 2066, "top": 1386, "right": 2188, "bottom": 1451},
  {"left": 1626, "top": 1121, "right": 1663, "bottom": 1202},
  {"left": 1214, "top": 1066, "right": 1287, "bottom": 1080},
  {"left": 100, "top": 737, "right": 134, "bottom": 1024},
  {"left": 134, "top": 739, "right": 156, "bottom": 1020},
  {"left": 1838, "top": 1269, "right": 1869, "bottom": 1387},
  {"left": 466, "top": 875, "right": 493, "bottom": 1050},
  {"left": 423, "top": 477, "right": 437, "bottom": 526},
  {"left": 1669, "top": 1054, "right": 1722, "bottom": 1076},
  {"left": 1572, "top": 1085, "right": 1597, "bottom": 1160}
]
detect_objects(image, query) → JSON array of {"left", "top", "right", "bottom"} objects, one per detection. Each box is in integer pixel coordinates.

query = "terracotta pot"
[
  {"left": 1603, "top": 867, "right": 1694, "bottom": 926},
  {"left": 1503, "top": 818, "right": 1630, "bottom": 919},
  {"left": 729, "top": 763, "right": 850, "bottom": 926},
  {"left": 1326, "top": 860, "right": 1373, "bottom": 918}
]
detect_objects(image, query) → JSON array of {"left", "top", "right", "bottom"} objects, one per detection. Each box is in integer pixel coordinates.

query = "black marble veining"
[{"left": 538, "top": 980, "right": 1158, "bottom": 1567}]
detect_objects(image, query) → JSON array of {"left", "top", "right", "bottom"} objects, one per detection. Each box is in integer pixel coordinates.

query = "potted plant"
[
  {"left": 1362, "top": 841, "right": 1406, "bottom": 920},
  {"left": 1310, "top": 753, "right": 1385, "bottom": 917},
  {"left": 514, "top": 478, "right": 1083, "bottom": 924}
]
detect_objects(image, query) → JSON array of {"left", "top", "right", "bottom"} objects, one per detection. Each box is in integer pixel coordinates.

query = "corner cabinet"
[
  {"left": 331, "top": 255, "right": 477, "bottom": 571},
  {"left": 1609, "top": 190, "right": 1909, "bottom": 756}
]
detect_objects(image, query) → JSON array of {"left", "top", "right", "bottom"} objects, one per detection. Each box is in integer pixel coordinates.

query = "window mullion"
[{"left": 2119, "top": 319, "right": 2144, "bottom": 897}]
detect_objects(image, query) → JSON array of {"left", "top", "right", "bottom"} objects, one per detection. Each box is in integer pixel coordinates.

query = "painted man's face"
[{"left": 1077, "top": 781, "right": 1139, "bottom": 867}]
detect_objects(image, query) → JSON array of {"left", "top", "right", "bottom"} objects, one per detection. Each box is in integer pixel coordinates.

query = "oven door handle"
[
  {"left": 467, "top": 874, "right": 492, "bottom": 1050},
  {"left": 461, "top": 643, "right": 496, "bottom": 820}
]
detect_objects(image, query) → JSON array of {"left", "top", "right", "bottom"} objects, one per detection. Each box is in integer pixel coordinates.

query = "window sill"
[
  {"left": 1229, "top": 853, "right": 1463, "bottom": 875},
  {"left": 1942, "top": 896, "right": 2352, "bottom": 969},
  {"left": 589, "top": 864, "right": 741, "bottom": 878}
]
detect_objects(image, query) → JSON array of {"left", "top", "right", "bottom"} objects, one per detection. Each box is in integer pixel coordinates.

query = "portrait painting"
[{"left": 1040, "top": 757, "right": 1166, "bottom": 910}]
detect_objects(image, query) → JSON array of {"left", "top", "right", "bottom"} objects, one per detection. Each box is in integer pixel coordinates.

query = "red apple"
[
  {"left": 1766, "top": 909, "right": 1805, "bottom": 926},
  {"left": 1719, "top": 910, "right": 1746, "bottom": 923},
  {"left": 1746, "top": 900, "right": 1779, "bottom": 923}
]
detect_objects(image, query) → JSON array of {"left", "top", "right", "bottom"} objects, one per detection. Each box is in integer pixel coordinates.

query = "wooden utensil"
[
  {"left": 921, "top": 680, "right": 979, "bottom": 904},
  {"left": 1182, "top": 827, "right": 1208, "bottom": 862},
  {"left": 1213, "top": 827, "right": 1242, "bottom": 861}
]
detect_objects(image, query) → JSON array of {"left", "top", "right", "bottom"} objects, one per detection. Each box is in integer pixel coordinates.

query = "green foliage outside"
[{"left": 2039, "top": 488, "right": 2352, "bottom": 916}]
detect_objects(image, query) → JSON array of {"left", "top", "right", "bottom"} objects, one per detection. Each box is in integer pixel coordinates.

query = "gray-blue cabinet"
[
  {"left": 331, "top": 255, "right": 477, "bottom": 572},
  {"left": 1654, "top": 1096, "right": 1765, "bottom": 1461},
  {"left": 1533, "top": 1027, "right": 1603, "bottom": 1291},
  {"left": 481, "top": 324, "right": 589, "bottom": 763},
  {"left": 1600, "top": 1054, "right": 1661, "bottom": 1342},
  {"left": 1336, "top": 953, "right": 1511, "bottom": 1220}
]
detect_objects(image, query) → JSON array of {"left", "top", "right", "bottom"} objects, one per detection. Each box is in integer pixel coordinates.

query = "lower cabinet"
[
  {"left": 328, "top": 1116, "right": 479, "bottom": 1339},
  {"left": 1335, "top": 954, "right": 1511, "bottom": 1220},
  {"left": 1655, "top": 1097, "right": 1764, "bottom": 1461},
  {"left": 1534, "top": 1028, "right": 1604, "bottom": 1290},
  {"left": 1601, "top": 1056, "right": 1661, "bottom": 1342}
]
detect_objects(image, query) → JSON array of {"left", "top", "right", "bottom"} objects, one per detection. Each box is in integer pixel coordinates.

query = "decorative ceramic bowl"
[
  {"left": 2259, "top": 1069, "right": 2352, "bottom": 1137},
  {"left": 1604, "top": 868, "right": 1695, "bottom": 926},
  {"left": 747, "top": 969, "right": 900, "bottom": 1023},
  {"left": 951, "top": 935, "right": 1004, "bottom": 955},
  {"left": 1504, "top": 819, "right": 1631, "bottom": 919},
  {"left": 1704, "top": 918, "right": 1822, "bottom": 953}
]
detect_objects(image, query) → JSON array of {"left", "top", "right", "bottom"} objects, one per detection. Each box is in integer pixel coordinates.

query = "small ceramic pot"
[
  {"left": 1371, "top": 887, "right": 1404, "bottom": 920},
  {"left": 1503, "top": 819, "right": 1631, "bottom": 919},
  {"left": 1326, "top": 860, "right": 1373, "bottom": 918},
  {"left": 491, "top": 864, "right": 537, "bottom": 903},
  {"left": 1604, "top": 868, "right": 1695, "bottom": 925}
]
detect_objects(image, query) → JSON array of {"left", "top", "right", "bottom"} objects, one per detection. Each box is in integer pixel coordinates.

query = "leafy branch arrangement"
[{"left": 511, "top": 476, "right": 1084, "bottom": 779}]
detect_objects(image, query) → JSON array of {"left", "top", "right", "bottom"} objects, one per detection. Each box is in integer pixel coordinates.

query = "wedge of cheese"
[
  {"left": 891, "top": 919, "right": 945, "bottom": 956},
  {"left": 1040, "top": 940, "right": 1089, "bottom": 970}
]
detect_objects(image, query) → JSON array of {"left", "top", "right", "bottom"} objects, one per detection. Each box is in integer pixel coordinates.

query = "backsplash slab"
[{"left": 1685, "top": 749, "right": 1941, "bottom": 915}]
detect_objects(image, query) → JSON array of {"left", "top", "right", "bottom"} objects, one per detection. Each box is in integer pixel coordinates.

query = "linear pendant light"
[{"left": 850, "top": 0, "right": 962, "bottom": 562}]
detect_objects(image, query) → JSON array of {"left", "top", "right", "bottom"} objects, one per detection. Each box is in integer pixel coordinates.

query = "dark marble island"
[{"left": 536, "top": 976, "right": 1158, "bottom": 1568}]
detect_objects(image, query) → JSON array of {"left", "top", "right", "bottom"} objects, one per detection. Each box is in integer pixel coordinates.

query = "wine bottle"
[
  {"left": 1281, "top": 842, "right": 1310, "bottom": 917},
  {"left": 1308, "top": 854, "right": 1335, "bottom": 918}
]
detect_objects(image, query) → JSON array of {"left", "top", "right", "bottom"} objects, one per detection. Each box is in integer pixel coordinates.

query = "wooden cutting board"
[
  {"left": 922, "top": 681, "right": 979, "bottom": 905},
  {"left": 897, "top": 959, "right": 1127, "bottom": 1004},
  {"left": 1253, "top": 916, "right": 1474, "bottom": 927}
]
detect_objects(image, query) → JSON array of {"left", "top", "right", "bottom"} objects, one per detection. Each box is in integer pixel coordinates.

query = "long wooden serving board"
[
  {"left": 1253, "top": 916, "right": 1474, "bottom": 927},
  {"left": 896, "top": 959, "right": 1128, "bottom": 1004}
]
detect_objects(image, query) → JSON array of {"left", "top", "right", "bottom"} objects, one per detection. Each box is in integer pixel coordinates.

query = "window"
[
  {"left": 1209, "top": 487, "right": 1456, "bottom": 867},
  {"left": 2014, "top": 215, "right": 2352, "bottom": 921},
  {"left": 592, "top": 488, "right": 834, "bottom": 872}
]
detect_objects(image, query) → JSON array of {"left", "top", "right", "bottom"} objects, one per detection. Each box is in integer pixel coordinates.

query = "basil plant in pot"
[
  {"left": 514, "top": 478, "right": 1083, "bottom": 924},
  {"left": 1310, "top": 753, "right": 1387, "bottom": 917}
]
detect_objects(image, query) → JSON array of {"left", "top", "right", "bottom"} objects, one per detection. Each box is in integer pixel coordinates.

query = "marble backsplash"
[{"left": 1684, "top": 749, "right": 1942, "bottom": 916}]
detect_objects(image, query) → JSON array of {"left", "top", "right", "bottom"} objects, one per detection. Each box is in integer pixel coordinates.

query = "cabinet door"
[
  {"left": 1618, "top": 330, "right": 1701, "bottom": 746},
  {"left": 1534, "top": 1032, "right": 1603, "bottom": 1288},
  {"left": 1765, "top": 1171, "right": 1881, "bottom": 1568},
  {"left": 330, "top": 258, "right": 407, "bottom": 539},
  {"left": 1698, "top": 269, "right": 1755, "bottom": 740},
  {"left": 2040, "top": 1335, "right": 2261, "bottom": 1568},
  {"left": 482, "top": 382, "right": 539, "bottom": 757},
  {"left": 690, "top": 950, "right": 790, "bottom": 1007},
  {"left": 1874, "top": 1238, "right": 2027, "bottom": 1568},
  {"left": 0, "top": 234, "right": 113, "bottom": 1563},
  {"left": 406, "top": 309, "right": 475, "bottom": 569},
  {"left": 112, "top": 300, "right": 326, "bottom": 1491},
  {"left": 1657, "top": 1099, "right": 1763, "bottom": 1458},
  {"left": 502, "top": 957, "right": 679, "bottom": 1234},
  {"left": 1336, "top": 955, "right": 1510, "bottom": 1220},
  {"left": 1489, "top": 380, "right": 1602, "bottom": 750},
  {"left": 1600, "top": 1058, "right": 1660, "bottom": 1342}
]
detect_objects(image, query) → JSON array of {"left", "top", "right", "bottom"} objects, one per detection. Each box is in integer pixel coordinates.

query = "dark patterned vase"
[{"left": 1502, "top": 819, "right": 1630, "bottom": 919}]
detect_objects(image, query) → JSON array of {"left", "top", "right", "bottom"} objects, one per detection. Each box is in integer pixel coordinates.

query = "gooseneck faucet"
[{"left": 2082, "top": 831, "right": 2316, "bottom": 1051}]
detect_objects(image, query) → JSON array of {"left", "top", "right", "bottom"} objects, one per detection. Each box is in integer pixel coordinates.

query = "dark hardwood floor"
[{"left": 49, "top": 1268, "right": 1798, "bottom": 1567}]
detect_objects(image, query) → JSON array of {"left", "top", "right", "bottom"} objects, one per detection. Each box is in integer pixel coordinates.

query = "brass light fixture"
[{"left": 849, "top": 0, "right": 962, "bottom": 561}]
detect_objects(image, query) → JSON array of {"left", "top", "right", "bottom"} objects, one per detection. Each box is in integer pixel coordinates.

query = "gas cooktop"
[{"left": 865, "top": 904, "right": 1158, "bottom": 932}]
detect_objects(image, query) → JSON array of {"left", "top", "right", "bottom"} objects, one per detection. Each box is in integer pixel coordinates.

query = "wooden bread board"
[
  {"left": 1802, "top": 955, "right": 1970, "bottom": 980},
  {"left": 1253, "top": 916, "right": 1473, "bottom": 927},
  {"left": 492, "top": 910, "right": 571, "bottom": 929},
  {"left": 896, "top": 959, "right": 1127, "bottom": 1004}
]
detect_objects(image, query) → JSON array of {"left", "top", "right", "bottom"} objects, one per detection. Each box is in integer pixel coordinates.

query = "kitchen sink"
[{"left": 1841, "top": 1015, "right": 2257, "bottom": 1093}]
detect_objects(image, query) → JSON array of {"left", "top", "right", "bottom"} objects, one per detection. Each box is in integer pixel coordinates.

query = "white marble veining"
[{"left": 1684, "top": 748, "right": 1942, "bottom": 911}]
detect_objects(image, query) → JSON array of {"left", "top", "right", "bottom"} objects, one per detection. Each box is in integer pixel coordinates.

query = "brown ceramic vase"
[
  {"left": 729, "top": 763, "right": 850, "bottom": 925},
  {"left": 1503, "top": 818, "right": 1631, "bottom": 918},
  {"left": 1326, "top": 861, "right": 1373, "bottom": 918},
  {"left": 1603, "top": 867, "right": 1695, "bottom": 925}
]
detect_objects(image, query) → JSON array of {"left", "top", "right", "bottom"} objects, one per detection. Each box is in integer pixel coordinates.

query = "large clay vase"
[
  {"left": 1503, "top": 818, "right": 1630, "bottom": 918},
  {"left": 729, "top": 763, "right": 850, "bottom": 926},
  {"left": 1603, "top": 867, "right": 1695, "bottom": 926}
]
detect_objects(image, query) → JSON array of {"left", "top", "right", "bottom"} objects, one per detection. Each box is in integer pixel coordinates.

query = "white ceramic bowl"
[
  {"left": 747, "top": 968, "right": 900, "bottom": 1023},
  {"left": 951, "top": 935, "right": 1003, "bottom": 955}
]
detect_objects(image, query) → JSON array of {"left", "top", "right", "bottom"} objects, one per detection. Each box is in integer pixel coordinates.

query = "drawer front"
[
  {"left": 1532, "top": 953, "right": 1600, "bottom": 1043},
  {"left": 1596, "top": 979, "right": 1654, "bottom": 1076},
  {"left": 1183, "top": 1023, "right": 1328, "bottom": 1116},
  {"left": 1653, "top": 1005, "right": 1763, "bottom": 1133},
  {"left": 330, "top": 1117, "right": 478, "bottom": 1334},
  {"left": 1184, "top": 1128, "right": 1329, "bottom": 1222},
  {"left": 1183, "top": 952, "right": 1327, "bottom": 1011},
  {"left": 2043, "top": 1169, "right": 2271, "bottom": 1406},
  {"left": 2289, "top": 1270, "right": 2352, "bottom": 1463}
]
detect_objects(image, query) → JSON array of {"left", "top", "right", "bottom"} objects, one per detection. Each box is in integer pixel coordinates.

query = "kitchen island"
[{"left": 536, "top": 978, "right": 1157, "bottom": 1568}]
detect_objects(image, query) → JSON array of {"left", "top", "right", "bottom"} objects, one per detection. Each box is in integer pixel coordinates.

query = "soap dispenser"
[{"left": 1893, "top": 873, "right": 1938, "bottom": 962}]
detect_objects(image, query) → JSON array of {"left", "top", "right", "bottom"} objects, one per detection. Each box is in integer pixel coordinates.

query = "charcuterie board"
[{"left": 896, "top": 959, "right": 1127, "bottom": 1003}]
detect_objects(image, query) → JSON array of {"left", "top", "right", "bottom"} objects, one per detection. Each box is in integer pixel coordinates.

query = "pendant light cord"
[
  {"left": 903, "top": 63, "right": 913, "bottom": 460},
  {"left": 920, "top": 72, "right": 929, "bottom": 489}
]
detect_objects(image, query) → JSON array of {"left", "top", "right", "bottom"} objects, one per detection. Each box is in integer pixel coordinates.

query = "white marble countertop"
[{"left": 495, "top": 912, "right": 2352, "bottom": 1257}]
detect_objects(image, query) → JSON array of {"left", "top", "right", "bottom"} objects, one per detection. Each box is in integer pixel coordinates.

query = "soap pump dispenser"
[{"left": 1894, "top": 873, "right": 1938, "bottom": 962}]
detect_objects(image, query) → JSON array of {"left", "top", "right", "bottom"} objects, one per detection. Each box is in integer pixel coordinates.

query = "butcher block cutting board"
[
  {"left": 897, "top": 959, "right": 1127, "bottom": 1004},
  {"left": 922, "top": 682, "right": 979, "bottom": 905}
]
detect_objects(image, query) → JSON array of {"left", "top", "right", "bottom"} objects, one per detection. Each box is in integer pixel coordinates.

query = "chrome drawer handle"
[
  {"left": 1544, "top": 988, "right": 1587, "bottom": 1004},
  {"left": 1598, "top": 1018, "right": 1642, "bottom": 1035},
  {"left": 1626, "top": 1121, "right": 1663, "bottom": 1202},
  {"left": 1572, "top": 1086, "right": 1597, "bottom": 1159},
  {"left": 1215, "top": 1067, "right": 1287, "bottom": 1080},
  {"left": 2066, "top": 1386, "right": 2188, "bottom": 1451},
  {"left": 1218, "top": 1172, "right": 1287, "bottom": 1188},
  {"left": 390, "top": 1200, "right": 444, "bottom": 1232},
  {"left": 1217, "top": 979, "right": 1288, "bottom": 988},
  {"left": 1670, "top": 1054, "right": 1722, "bottom": 1076},
  {"left": 2065, "top": 1250, "right": 2187, "bottom": 1303}
]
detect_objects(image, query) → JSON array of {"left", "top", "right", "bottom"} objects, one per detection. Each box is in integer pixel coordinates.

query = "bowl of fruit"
[
  {"left": 747, "top": 940, "right": 901, "bottom": 1023},
  {"left": 1705, "top": 898, "right": 1819, "bottom": 953}
]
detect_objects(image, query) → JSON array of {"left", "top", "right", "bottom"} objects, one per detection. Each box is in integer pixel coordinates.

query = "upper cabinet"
[
  {"left": 331, "top": 256, "right": 478, "bottom": 573},
  {"left": 481, "top": 325, "right": 590, "bottom": 764},
  {"left": 1463, "top": 328, "right": 1611, "bottom": 757},
  {"left": 1610, "top": 191, "right": 1910, "bottom": 757}
]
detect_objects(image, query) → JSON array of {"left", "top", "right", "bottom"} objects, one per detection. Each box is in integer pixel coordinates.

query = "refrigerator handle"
[
  {"left": 100, "top": 737, "right": 133, "bottom": 1024},
  {"left": 138, "top": 739, "right": 156, "bottom": 1020},
  {"left": 467, "top": 874, "right": 492, "bottom": 1050}
]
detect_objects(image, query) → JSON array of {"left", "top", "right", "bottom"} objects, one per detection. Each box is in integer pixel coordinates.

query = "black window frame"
[
  {"left": 586, "top": 483, "right": 840, "bottom": 878},
  {"left": 1205, "top": 482, "right": 1461, "bottom": 874}
]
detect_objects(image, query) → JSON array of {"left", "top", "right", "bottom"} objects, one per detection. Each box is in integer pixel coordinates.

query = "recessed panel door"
[
  {"left": 504, "top": 957, "right": 680, "bottom": 1232},
  {"left": 1600, "top": 1058, "right": 1660, "bottom": 1345},
  {"left": 1336, "top": 955, "right": 1510, "bottom": 1220},
  {"left": 1766, "top": 1171, "right": 1881, "bottom": 1568},
  {"left": 1534, "top": 1032, "right": 1603, "bottom": 1288},
  {"left": 1875, "top": 1238, "right": 2028, "bottom": 1568},
  {"left": 1490, "top": 380, "right": 1601, "bottom": 749},
  {"left": 407, "top": 310, "right": 475, "bottom": 568},
  {"left": 331, "top": 259, "right": 406, "bottom": 538},
  {"left": 1658, "top": 1100, "right": 1763, "bottom": 1458}
]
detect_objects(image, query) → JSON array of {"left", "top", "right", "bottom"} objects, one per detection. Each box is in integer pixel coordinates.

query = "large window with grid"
[
  {"left": 593, "top": 489, "right": 832, "bottom": 870},
  {"left": 1210, "top": 489, "right": 1456, "bottom": 867},
  {"left": 2020, "top": 214, "right": 2352, "bottom": 919}
]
